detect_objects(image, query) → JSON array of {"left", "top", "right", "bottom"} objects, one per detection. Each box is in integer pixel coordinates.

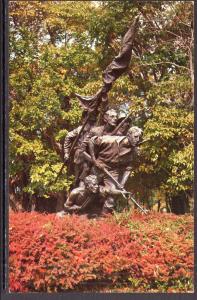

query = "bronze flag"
[{"left": 74, "top": 16, "right": 139, "bottom": 113}]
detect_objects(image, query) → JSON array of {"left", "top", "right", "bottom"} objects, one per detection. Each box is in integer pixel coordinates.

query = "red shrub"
[{"left": 9, "top": 212, "right": 194, "bottom": 292}]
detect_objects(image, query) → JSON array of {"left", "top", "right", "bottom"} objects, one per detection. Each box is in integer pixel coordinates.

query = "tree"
[{"left": 9, "top": 1, "right": 193, "bottom": 213}]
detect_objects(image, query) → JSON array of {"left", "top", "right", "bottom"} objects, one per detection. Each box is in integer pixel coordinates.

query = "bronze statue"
[{"left": 55, "top": 18, "right": 148, "bottom": 216}]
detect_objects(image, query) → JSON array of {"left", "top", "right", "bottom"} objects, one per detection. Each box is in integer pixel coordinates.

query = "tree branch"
[{"left": 139, "top": 61, "right": 190, "bottom": 71}]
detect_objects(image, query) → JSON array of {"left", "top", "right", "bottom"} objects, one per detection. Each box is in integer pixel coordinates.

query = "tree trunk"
[
  {"left": 9, "top": 178, "right": 23, "bottom": 212},
  {"left": 21, "top": 172, "right": 31, "bottom": 211},
  {"left": 169, "top": 192, "right": 190, "bottom": 215},
  {"left": 55, "top": 191, "right": 66, "bottom": 212}
]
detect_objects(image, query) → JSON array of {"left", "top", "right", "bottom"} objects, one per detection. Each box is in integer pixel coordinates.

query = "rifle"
[
  {"left": 138, "top": 138, "right": 150, "bottom": 146},
  {"left": 110, "top": 112, "right": 132, "bottom": 135},
  {"left": 83, "top": 152, "right": 147, "bottom": 214}
]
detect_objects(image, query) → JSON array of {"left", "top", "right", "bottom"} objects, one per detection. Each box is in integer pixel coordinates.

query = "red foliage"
[{"left": 9, "top": 212, "right": 194, "bottom": 292}]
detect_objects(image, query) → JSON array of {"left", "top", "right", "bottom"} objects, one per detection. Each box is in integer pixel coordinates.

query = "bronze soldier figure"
[
  {"left": 64, "top": 174, "right": 131, "bottom": 217},
  {"left": 76, "top": 109, "right": 118, "bottom": 186},
  {"left": 88, "top": 126, "right": 143, "bottom": 213},
  {"left": 63, "top": 112, "right": 97, "bottom": 187}
]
